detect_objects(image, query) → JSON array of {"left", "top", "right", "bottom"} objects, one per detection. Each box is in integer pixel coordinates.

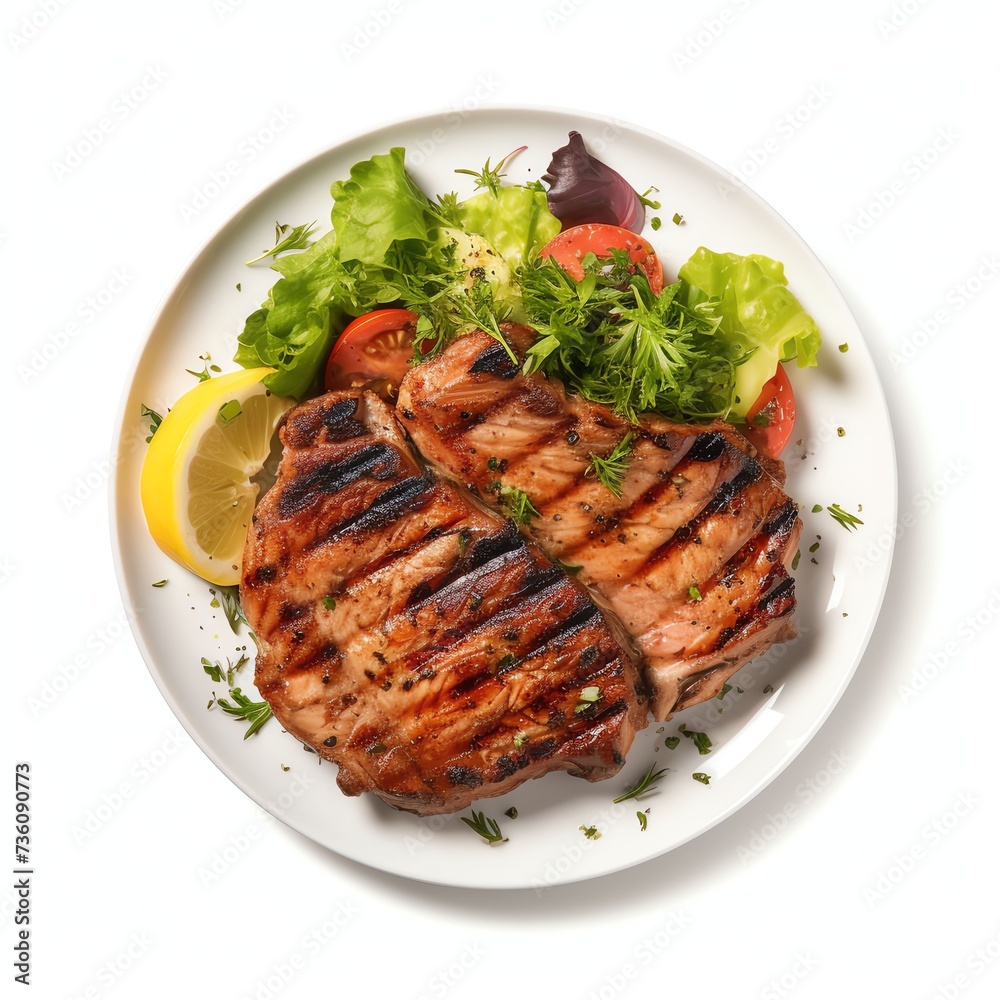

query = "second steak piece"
[
  {"left": 242, "top": 390, "right": 647, "bottom": 816},
  {"left": 397, "top": 331, "right": 802, "bottom": 720}
]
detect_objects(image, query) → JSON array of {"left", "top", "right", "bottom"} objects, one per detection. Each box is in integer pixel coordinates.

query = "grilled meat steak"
[
  {"left": 241, "top": 390, "right": 647, "bottom": 815},
  {"left": 397, "top": 330, "right": 802, "bottom": 720}
]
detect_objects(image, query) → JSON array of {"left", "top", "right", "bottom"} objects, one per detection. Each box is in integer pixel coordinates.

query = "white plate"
[{"left": 111, "top": 106, "right": 896, "bottom": 889}]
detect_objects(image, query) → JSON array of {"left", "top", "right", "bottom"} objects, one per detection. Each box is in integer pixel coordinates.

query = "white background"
[{"left": 3, "top": 0, "right": 995, "bottom": 997}]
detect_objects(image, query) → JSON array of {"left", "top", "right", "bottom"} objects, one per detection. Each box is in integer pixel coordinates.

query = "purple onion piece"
[{"left": 542, "top": 131, "right": 645, "bottom": 234}]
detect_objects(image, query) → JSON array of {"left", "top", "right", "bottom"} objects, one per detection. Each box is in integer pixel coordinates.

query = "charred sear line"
[
  {"left": 333, "top": 475, "right": 435, "bottom": 536},
  {"left": 762, "top": 500, "right": 799, "bottom": 537},
  {"left": 321, "top": 397, "right": 365, "bottom": 438},
  {"left": 700, "top": 464, "right": 761, "bottom": 516},
  {"left": 758, "top": 575, "right": 796, "bottom": 612},
  {"left": 276, "top": 443, "right": 400, "bottom": 516},
  {"left": 642, "top": 466, "right": 759, "bottom": 570},
  {"left": 468, "top": 341, "right": 519, "bottom": 378},
  {"left": 685, "top": 432, "right": 728, "bottom": 462},
  {"left": 445, "top": 766, "right": 484, "bottom": 788}
]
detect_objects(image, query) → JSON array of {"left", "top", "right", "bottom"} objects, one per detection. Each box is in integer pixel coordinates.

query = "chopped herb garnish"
[
  {"left": 791, "top": 549, "right": 801, "bottom": 570},
  {"left": 692, "top": 772, "right": 711, "bottom": 785},
  {"left": 672, "top": 212, "right": 685, "bottom": 225},
  {"left": 152, "top": 579, "right": 168, "bottom": 588},
  {"left": 552, "top": 556, "right": 583, "bottom": 575},
  {"left": 811, "top": 504, "right": 823, "bottom": 513},
  {"left": 497, "top": 484, "right": 539, "bottom": 525},
  {"left": 574, "top": 685, "right": 602, "bottom": 714},
  {"left": 210, "top": 585, "right": 248, "bottom": 633},
  {"left": 809, "top": 541, "right": 820, "bottom": 553},
  {"left": 321, "top": 595, "right": 337, "bottom": 611},
  {"left": 217, "top": 399, "right": 243, "bottom": 426},
  {"left": 215, "top": 686, "right": 273, "bottom": 739},
  {"left": 513, "top": 732, "right": 528, "bottom": 750},
  {"left": 826, "top": 503, "right": 864, "bottom": 531},
  {"left": 680, "top": 724, "right": 712, "bottom": 755},
  {"left": 454, "top": 147, "right": 524, "bottom": 197},
  {"left": 246, "top": 221, "right": 318, "bottom": 265},
  {"left": 486, "top": 456, "right": 500, "bottom": 471},
  {"left": 664, "top": 736, "right": 680, "bottom": 750},
  {"left": 638, "top": 187, "right": 661, "bottom": 210},
  {"left": 505, "top": 806, "right": 518, "bottom": 819},
  {"left": 838, "top": 342, "right": 849, "bottom": 353},
  {"left": 579, "top": 824, "right": 602, "bottom": 840},
  {"left": 837, "top": 426, "right": 846, "bottom": 437},
  {"left": 461, "top": 809, "right": 507, "bottom": 845},
  {"left": 650, "top": 216, "right": 662, "bottom": 230},
  {"left": 587, "top": 431, "right": 636, "bottom": 498},
  {"left": 613, "top": 762, "right": 668, "bottom": 803},
  {"left": 717, "top": 683, "right": 732, "bottom": 700},
  {"left": 637, "top": 810, "right": 648, "bottom": 831},
  {"left": 763, "top": 684, "right": 774, "bottom": 694},
  {"left": 687, "top": 585, "right": 702, "bottom": 602},
  {"left": 140, "top": 403, "right": 163, "bottom": 443}
]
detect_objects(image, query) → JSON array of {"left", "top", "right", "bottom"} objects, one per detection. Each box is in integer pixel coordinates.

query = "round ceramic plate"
[{"left": 111, "top": 107, "right": 895, "bottom": 889}]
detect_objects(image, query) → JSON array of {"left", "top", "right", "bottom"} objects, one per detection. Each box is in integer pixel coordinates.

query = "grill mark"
[
  {"left": 361, "top": 509, "right": 469, "bottom": 577},
  {"left": 322, "top": 396, "right": 365, "bottom": 438},
  {"left": 641, "top": 462, "right": 761, "bottom": 571},
  {"left": 763, "top": 500, "right": 799, "bottom": 537},
  {"left": 702, "top": 572, "right": 796, "bottom": 658},
  {"left": 686, "top": 432, "right": 727, "bottom": 462},
  {"left": 276, "top": 443, "right": 400, "bottom": 517},
  {"left": 436, "top": 596, "right": 605, "bottom": 705},
  {"left": 468, "top": 340, "right": 519, "bottom": 378},
  {"left": 334, "top": 475, "right": 435, "bottom": 535},
  {"left": 759, "top": 575, "right": 795, "bottom": 612}
]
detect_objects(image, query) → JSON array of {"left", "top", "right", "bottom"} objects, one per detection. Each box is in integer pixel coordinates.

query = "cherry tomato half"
[
  {"left": 539, "top": 223, "right": 664, "bottom": 294},
  {"left": 323, "top": 309, "right": 422, "bottom": 397},
  {"left": 743, "top": 363, "right": 797, "bottom": 460}
]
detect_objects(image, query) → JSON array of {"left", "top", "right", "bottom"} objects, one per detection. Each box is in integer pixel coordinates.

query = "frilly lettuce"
[
  {"left": 678, "top": 248, "right": 822, "bottom": 418},
  {"left": 235, "top": 147, "right": 560, "bottom": 398}
]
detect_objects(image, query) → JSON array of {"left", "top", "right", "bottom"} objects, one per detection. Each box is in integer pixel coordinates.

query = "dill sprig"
[
  {"left": 587, "top": 431, "right": 636, "bottom": 498},
  {"left": 246, "top": 221, "right": 318, "bottom": 265},
  {"left": 461, "top": 809, "right": 507, "bottom": 845},
  {"left": 612, "top": 762, "right": 669, "bottom": 803},
  {"left": 520, "top": 254, "right": 739, "bottom": 423},
  {"left": 826, "top": 503, "right": 864, "bottom": 531},
  {"left": 496, "top": 484, "right": 539, "bottom": 525}
]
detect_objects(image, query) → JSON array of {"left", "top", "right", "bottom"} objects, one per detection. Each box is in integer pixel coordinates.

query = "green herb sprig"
[
  {"left": 587, "top": 431, "right": 636, "bottom": 498},
  {"left": 613, "top": 762, "right": 669, "bottom": 803},
  {"left": 461, "top": 810, "right": 507, "bottom": 845},
  {"left": 246, "top": 221, "right": 318, "bottom": 265}
]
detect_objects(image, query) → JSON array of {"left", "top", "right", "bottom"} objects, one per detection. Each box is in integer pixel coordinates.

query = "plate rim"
[{"left": 109, "top": 103, "right": 898, "bottom": 889}]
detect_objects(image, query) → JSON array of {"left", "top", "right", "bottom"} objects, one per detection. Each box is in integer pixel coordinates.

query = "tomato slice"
[
  {"left": 539, "top": 223, "right": 664, "bottom": 294},
  {"left": 743, "top": 364, "right": 796, "bottom": 460},
  {"left": 323, "top": 309, "right": 422, "bottom": 397}
]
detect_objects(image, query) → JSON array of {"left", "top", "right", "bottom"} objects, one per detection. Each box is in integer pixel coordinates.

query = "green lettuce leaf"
[
  {"left": 329, "top": 146, "right": 436, "bottom": 262},
  {"left": 454, "top": 184, "right": 561, "bottom": 267},
  {"left": 678, "top": 247, "right": 822, "bottom": 418}
]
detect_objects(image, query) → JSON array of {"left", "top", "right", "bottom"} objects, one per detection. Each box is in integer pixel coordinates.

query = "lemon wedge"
[{"left": 140, "top": 367, "right": 294, "bottom": 586}]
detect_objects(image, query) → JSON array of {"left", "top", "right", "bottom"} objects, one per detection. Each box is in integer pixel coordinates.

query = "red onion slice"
[{"left": 542, "top": 131, "right": 645, "bottom": 234}]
